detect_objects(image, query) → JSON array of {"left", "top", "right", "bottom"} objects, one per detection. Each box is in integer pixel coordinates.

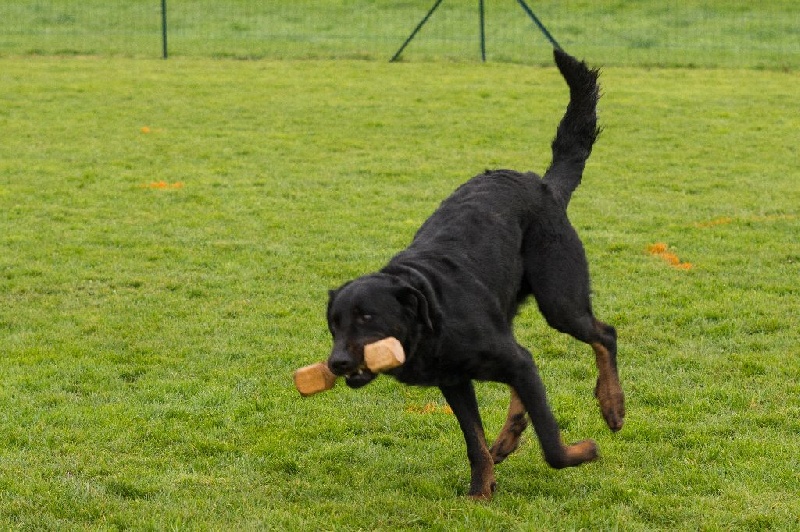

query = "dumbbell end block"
[
  {"left": 294, "top": 362, "right": 337, "bottom": 397},
  {"left": 364, "top": 337, "right": 405, "bottom": 372}
]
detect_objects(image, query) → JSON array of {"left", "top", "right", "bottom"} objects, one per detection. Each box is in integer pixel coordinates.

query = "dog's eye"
[{"left": 356, "top": 313, "right": 373, "bottom": 324}]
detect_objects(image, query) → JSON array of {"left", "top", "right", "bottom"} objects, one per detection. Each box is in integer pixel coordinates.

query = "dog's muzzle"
[{"left": 327, "top": 347, "right": 378, "bottom": 388}]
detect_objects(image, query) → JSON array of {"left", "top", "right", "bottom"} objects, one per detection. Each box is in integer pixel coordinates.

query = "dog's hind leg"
[
  {"left": 525, "top": 224, "right": 625, "bottom": 432},
  {"left": 588, "top": 320, "right": 625, "bottom": 432},
  {"left": 509, "top": 347, "right": 598, "bottom": 468},
  {"left": 439, "top": 380, "right": 496, "bottom": 499},
  {"left": 489, "top": 386, "right": 528, "bottom": 464},
  {"left": 537, "top": 298, "right": 624, "bottom": 432}
]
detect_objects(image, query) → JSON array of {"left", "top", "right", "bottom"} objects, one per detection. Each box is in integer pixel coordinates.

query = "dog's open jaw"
[{"left": 344, "top": 366, "right": 377, "bottom": 388}]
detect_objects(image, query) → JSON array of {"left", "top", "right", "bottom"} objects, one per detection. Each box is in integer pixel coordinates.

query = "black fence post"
[
  {"left": 515, "top": 0, "right": 561, "bottom": 50},
  {"left": 479, "top": 0, "right": 486, "bottom": 62},
  {"left": 161, "top": 0, "right": 168, "bottom": 59},
  {"left": 390, "top": 0, "right": 444, "bottom": 62}
]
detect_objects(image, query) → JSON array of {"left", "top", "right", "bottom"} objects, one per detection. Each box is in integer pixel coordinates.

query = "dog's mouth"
[{"left": 344, "top": 366, "right": 377, "bottom": 388}]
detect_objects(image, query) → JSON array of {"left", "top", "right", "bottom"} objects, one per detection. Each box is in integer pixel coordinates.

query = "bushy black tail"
[{"left": 542, "top": 48, "right": 601, "bottom": 206}]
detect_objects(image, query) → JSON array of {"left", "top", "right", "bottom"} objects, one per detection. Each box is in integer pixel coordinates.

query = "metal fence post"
[
  {"left": 516, "top": 0, "right": 561, "bottom": 50},
  {"left": 161, "top": 0, "right": 168, "bottom": 59},
  {"left": 390, "top": 0, "right": 445, "bottom": 62},
  {"left": 479, "top": 0, "right": 486, "bottom": 62}
]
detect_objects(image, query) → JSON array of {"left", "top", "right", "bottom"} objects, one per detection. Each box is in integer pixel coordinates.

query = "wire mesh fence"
[{"left": 1, "top": 1, "right": 798, "bottom": 69}]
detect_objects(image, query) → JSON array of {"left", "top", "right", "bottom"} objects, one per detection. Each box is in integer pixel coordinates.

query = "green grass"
[
  {"left": 1, "top": 0, "right": 798, "bottom": 69},
  {"left": 1, "top": 56, "right": 799, "bottom": 529}
]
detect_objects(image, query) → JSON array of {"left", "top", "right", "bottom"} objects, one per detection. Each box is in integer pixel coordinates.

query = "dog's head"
[{"left": 326, "top": 273, "right": 436, "bottom": 388}]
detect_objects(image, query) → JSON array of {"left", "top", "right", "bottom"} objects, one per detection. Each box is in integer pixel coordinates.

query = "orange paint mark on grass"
[
  {"left": 406, "top": 403, "right": 453, "bottom": 415},
  {"left": 142, "top": 181, "right": 184, "bottom": 190},
  {"left": 695, "top": 216, "right": 733, "bottom": 228},
  {"left": 647, "top": 242, "right": 692, "bottom": 270},
  {"left": 646, "top": 242, "right": 667, "bottom": 254},
  {"left": 695, "top": 214, "right": 796, "bottom": 228}
]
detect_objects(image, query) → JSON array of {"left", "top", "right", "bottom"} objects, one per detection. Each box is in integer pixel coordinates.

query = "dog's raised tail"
[{"left": 543, "top": 48, "right": 601, "bottom": 206}]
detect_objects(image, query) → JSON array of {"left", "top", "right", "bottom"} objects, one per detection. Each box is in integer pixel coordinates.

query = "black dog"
[{"left": 326, "top": 49, "right": 624, "bottom": 499}]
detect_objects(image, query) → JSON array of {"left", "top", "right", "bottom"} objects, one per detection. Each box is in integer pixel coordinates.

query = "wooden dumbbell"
[
  {"left": 294, "top": 337, "right": 405, "bottom": 397},
  {"left": 363, "top": 336, "right": 405, "bottom": 372},
  {"left": 293, "top": 362, "right": 337, "bottom": 397}
]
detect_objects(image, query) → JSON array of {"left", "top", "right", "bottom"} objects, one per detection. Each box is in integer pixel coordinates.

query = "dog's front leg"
[
  {"left": 512, "top": 348, "right": 599, "bottom": 468},
  {"left": 440, "top": 381, "right": 496, "bottom": 500}
]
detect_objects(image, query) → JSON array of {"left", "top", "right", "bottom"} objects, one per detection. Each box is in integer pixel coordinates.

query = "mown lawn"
[
  {"left": 1, "top": 1, "right": 798, "bottom": 68},
  {"left": 0, "top": 56, "right": 798, "bottom": 529}
]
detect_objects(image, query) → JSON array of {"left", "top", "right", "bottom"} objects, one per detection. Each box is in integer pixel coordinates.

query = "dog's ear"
[
  {"left": 326, "top": 289, "right": 338, "bottom": 334},
  {"left": 327, "top": 281, "right": 352, "bottom": 312},
  {"left": 327, "top": 282, "right": 350, "bottom": 334},
  {"left": 327, "top": 288, "right": 337, "bottom": 312},
  {"left": 394, "top": 285, "right": 436, "bottom": 332}
]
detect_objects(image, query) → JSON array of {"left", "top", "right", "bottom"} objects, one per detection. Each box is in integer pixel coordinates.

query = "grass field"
[
  {"left": 1, "top": 0, "right": 798, "bottom": 68},
  {"left": 1, "top": 55, "right": 799, "bottom": 529}
]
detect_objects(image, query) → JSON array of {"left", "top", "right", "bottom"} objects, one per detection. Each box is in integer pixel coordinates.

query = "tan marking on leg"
[
  {"left": 592, "top": 342, "right": 625, "bottom": 431},
  {"left": 468, "top": 423, "right": 496, "bottom": 500},
  {"left": 490, "top": 387, "right": 528, "bottom": 464},
  {"left": 563, "top": 439, "right": 599, "bottom": 464}
]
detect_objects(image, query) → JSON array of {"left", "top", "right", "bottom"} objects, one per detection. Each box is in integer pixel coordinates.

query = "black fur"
[{"left": 325, "top": 49, "right": 624, "bottom": 499}]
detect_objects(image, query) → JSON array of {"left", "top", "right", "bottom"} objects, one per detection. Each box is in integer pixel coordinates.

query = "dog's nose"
[{"left": 327, "top": 351, "right": 358, "bottom": 376}]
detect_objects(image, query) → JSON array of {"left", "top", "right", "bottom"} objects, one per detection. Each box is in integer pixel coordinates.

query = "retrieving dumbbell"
[{"left": 293, "top": 337, "right": 405, "bottom": 397}]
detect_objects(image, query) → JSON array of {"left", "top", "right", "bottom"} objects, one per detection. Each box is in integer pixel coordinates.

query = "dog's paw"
[
  {"left": 564, "top": 439, "right": 599, "bottom": 465},
  {"left": 468, "top": 480, "right": 496, "bottom": 501},
  {"left": 595, "top": 378, "right": 625, "bottom": 432},
  {"left": 490, "top": 439, "right": 517, "bottom": 465},
  {"left": 490, "top": 413, "right": 528, "bottom": 464}
]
